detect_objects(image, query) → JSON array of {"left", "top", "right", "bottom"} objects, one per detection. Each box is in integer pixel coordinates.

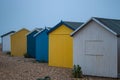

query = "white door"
[{"left": 84, "top": 40, "right": 104, "bottom": 76}]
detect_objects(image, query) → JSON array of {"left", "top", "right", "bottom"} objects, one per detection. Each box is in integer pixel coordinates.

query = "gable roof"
[
  {"left": 34, "top": 27, "right": 51, "bottom": 37},
  {"left": 26, "top": 28, "right": 43, "bottom": 36},
  {"left": 11, "top": 28, "right": 30, "bottom": 36},
  {"left": 1, "top": 31, "right": 16, "bottom": 37},
  {"left": 94, "top": 17, "right": 120, "bottom": 35},
  {"left": 71, "top": 17, "right": 120, "bottom": 36},
  {"left": 48, "top": 21, "right": 83, "bottom": 34}
]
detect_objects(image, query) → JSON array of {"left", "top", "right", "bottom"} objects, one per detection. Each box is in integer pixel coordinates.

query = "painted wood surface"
[
  {"left": 2, "top": 34, "right": 13, "bottom": 53},
  {"left": 73, "top": 21, "right": 118, "bottom": 77},
  {"left": 49, "top": 25, "right": 73, "bottom": 68},
  {"left": 11, "top": 28, "right": 29, "bottom": 56},
  {"left": 1, "top": 31, "right": 15, "bottom": 53},
  {"left": 35, "top": 29, "right": 49, "bottom": 62},
  {"left": 27, "top": 30, "right": 39, "bottom": 58}
]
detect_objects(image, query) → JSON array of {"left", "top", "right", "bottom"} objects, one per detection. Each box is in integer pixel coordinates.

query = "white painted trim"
[
  {"left": 26, "top": 28, "right": 41, "bottom": 36},
  {"left": 93, "top": 18, "right": 117, "bottom": 35},
  {"left": 71, "top": 17, "right": 117, "bottom": 36},
  {"left": 33, "top": 29, "right": 44, "bottom": 37},
  {"left": 71, "top": 17, "right": 93, "bottom": 36},
  {"left": 33, "top": 27, "right": 51, "bottom": 37}
]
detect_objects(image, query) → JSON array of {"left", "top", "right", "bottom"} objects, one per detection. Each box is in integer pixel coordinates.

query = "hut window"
[{"left": 85, "top": 40, "right": 104, "bottom": 56}]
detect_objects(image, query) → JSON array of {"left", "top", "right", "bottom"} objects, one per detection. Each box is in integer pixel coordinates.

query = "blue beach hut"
[
  {"left": 34, "top": 27, "right": 50, "bottom": 62},
  {"left": 27, "top": 28, "right": 43, "bottom": 58}
]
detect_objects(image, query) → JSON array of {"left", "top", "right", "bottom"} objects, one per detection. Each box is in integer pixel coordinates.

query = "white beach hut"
[
  {"left": 1, "top": 31, "right": 15, "bottom": 53},
  {"left": 71, "top": 17, "right": 120, "bottom": 78}
]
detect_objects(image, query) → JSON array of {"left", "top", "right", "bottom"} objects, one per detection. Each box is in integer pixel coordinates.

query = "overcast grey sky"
[{"left": 0, "top": 0, "right": 120, "bottom": 38}]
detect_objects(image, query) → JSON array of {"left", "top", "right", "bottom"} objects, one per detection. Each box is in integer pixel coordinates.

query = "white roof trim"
[
  {"left": 71, "top": 17, "right": 117, "bottom": 36},
  {"left": 26, "top": 28, "right": 41, "bottom": 36},
  {"left": 33, "top": 29, "right": 44, "bottom": 37},
  {"left": 33, "top": 27, "right": 50, "bottom": 37},
  {"left": 71, "top": 17, "right": 92, "bottom": 36},
  {"left": 93, "top": 18, "right": 117, "bottom": 35}
]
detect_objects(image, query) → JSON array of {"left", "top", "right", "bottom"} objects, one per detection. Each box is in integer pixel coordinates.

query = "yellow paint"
[
  {"left": 49, "top": 25, "right": 73, "bottom": 68},
  {"left": 11, "top": 28, "right": 29, "bottom": 56}
]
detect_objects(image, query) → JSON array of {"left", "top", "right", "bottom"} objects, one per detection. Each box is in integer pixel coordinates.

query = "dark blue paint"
[
  {"left": 48, "top": 21, "right": 83, "bottom": 34},
  {"left": 35, "top": 29, "right": 49, "bottom": 62},
  {"left": 27, "top": 30, "right": 38, "bottom": 58}
]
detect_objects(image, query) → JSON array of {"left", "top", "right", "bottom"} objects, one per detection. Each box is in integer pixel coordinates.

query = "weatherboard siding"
[
  {"left": 35, "top": 29, "right": 48, "bottom": 62},
  {"left": 49, "top": 25, "right": 73, "bottom": 68},
  {"left": 2, "top": 34, "right": 12, "bottom": 53},
  {"left": 27, "top": 30, "right": 38, "bottom": 58},
  {"left": 73, "top": 21, "right": 118, "bottom": 77},
  {"left": 11, "top": 29, "right": 29, "bottom": 56}
]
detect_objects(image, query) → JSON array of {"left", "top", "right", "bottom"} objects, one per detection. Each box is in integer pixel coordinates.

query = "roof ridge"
[
  {"left": 62, "top": 21, "right": 83, "bottom": 23},
  {"left": 34, "top": 28, "right": 49, "bottom": 37},
  {"left": 93, "top": 17, "right": 120, "bottom": 21},
  {"left": 48, "top": 21, "right": 83, "bottom": 34},
  {"left": 11, "top": 28, "right": 30, "bottom": 36},
  {"left": 72, "top": 17, "right": 120, "bottom": 37},
  {"left": 26, "top": 28, "right": 42, "bottom": 36}
]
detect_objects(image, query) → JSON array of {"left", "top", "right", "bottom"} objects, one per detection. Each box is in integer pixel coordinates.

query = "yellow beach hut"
[
  {"left": 48, "top": 21, "right": 83, "bottom": 68},
  {"left": 11, "top": 28, "right": 30, "bottom": 56}
]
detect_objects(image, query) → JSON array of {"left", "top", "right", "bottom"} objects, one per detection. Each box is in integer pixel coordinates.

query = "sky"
[{"left": 0, "top": 0, "right": 120, "bottom": 40}]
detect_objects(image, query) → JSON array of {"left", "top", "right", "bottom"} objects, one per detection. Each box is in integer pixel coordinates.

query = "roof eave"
[
  {"left": 71, "top": 17, "right": 118, "bottom": 36},
  {"left": 26, "top": 28, "right": 40, "bottom": 36},
  {"left": 48, "top": 21, "right": 78, "bottom": 34},
  {"left": 117, "top": 35, "right": 120, "bottom": 37},
  {"left": 34, "top": 28, "right": 46, "bottom": 37},
  {"left": 48, "top": 21, "right": 63, "bottom": 34},
  {"left": 1, "top": 31, "right": 16, "bottom": 38},
  {"left": 11, "top": 28, "right": 30, "bottom": 36},
  {"left": 62, "top": 22, "right": 75, "bottom": 30},
  {"left": 93, "top": 18, "right": 117, "bottom": 36},
  {"left": 71, "top": 18, "right": 93, "bottom": 36}
]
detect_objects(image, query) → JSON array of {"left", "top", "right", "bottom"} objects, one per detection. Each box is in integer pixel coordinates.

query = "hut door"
[{"left": 85, "top": 40, "right": 104, "bottom": 76}]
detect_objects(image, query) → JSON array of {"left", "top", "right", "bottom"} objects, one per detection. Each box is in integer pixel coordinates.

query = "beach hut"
[
  {"left": 27, "top": 28, "right": 42, "bottom": 58},
  {"left": 34, "top": 27, "right": 50, "bottom": 62},
  {"left": 1, "top": 31, "right": 15, "bottom": 53},
  {"left": 48, "top": 21, "right": 83, "bottom": 68},
  {"left": 11, "top": 28, "right": 30, "bottom": 56},
  {"left": 71, "top": 17, "right": 120, "bottom": 78}
]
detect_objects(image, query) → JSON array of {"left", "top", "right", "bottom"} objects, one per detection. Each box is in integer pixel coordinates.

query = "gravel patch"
[
  {"left": 0, "top": 53, "right": 119, "bottom": 80},
  {"left": 0, "top": 53, "right": 72, "bottom": 80}
]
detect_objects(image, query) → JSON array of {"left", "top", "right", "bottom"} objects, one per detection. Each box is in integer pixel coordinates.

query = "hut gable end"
[{"left": 50, "top": 25, "right": 73, "bottom": 35}]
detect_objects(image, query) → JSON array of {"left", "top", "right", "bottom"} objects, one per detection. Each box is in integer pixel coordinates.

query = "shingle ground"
[{"left": 0, "top": 52, "right": 119, "bottom": 80}]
